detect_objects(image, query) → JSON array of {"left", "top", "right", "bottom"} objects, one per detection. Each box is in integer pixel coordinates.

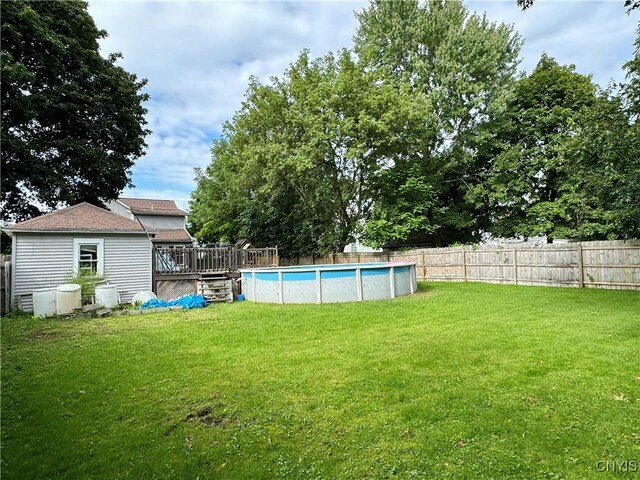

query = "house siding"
[
  {"left": 137, "top": 215, "right": 185, "bottom": 230},
  {"left": 13, "top": 233, "right": 152, "bottom": 312},
  {"left": 103, "top": 236, "right": 152, "bottom": 303},
  {"left": 106, "top": 200, "right": 135, "bottom": 220},
  {"left": 14, "top": 234, "right": 74, "bottom": 312}
]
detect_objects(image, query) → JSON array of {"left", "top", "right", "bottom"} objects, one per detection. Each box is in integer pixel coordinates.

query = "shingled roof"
[
  {"left": 7, "top": 203, "right": 148, "bottom": 233},
  {"left": 118, "top": 198, "right": 187, "bottom": 216},
  {"left": 152, "top": 229, "right": 193, "bottom": 243}
]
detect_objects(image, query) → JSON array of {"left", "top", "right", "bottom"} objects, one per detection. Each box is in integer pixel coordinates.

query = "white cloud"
[{"left": 87, "top": 0, "right": 638, "bottom": 212}]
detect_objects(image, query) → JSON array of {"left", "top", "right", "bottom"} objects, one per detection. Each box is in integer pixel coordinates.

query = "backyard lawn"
[{"left": 1, "top": 282, "right": 639, "bottom": 479}]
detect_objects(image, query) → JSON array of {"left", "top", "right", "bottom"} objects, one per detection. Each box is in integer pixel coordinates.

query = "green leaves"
[
  {"left": 190, "top": 49, "right": 414, "bottom": 255},
  {"left": 475, "top": 55, "right": 604, "bottom": 241},
  {"left": 477, "top": 50, "right": 640, "bottom": 241},
  {"left": 356, "top": 0, "right": 521, "bottom": 247},
  {"left": 1, "top": 0, "right": 149, "bottom": 221},
  {"left": 191, "top": 1, "right": 638, "bottom": 253}
]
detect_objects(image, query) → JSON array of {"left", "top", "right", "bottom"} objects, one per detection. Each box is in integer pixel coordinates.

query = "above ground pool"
[{"left": 240, "top": 262, "right": 417, "bottom": 304}]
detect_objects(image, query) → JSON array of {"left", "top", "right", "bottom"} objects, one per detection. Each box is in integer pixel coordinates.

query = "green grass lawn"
[{"left": 2, "top": 282, "right": 639, "bottom": 479}]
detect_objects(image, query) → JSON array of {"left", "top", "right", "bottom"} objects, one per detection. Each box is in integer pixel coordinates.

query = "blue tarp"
[{"left": 140, "top": 294, "right": 208, "bottom": 310}]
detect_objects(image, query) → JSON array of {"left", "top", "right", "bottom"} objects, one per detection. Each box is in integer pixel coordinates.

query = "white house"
[
  {"left": 5, "top": 203, "right": 154, "bottom": 312},
  {"left": 106, "top": 197, "right": 193, "bottom": 248}
]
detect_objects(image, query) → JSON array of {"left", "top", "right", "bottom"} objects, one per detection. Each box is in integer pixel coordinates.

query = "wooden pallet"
[{"left": 198, "top": 279, "right": 233, "bottom": 303}]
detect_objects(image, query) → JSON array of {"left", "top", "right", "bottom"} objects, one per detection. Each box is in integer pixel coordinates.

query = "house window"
[{"left": 73, "top": 239, "right": 104, "bottom": 276}]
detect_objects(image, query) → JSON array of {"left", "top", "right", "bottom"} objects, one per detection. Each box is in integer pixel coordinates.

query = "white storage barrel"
[
  {"left": 132, "top": 291, "right": 156, "bottom": 305},
  {"left": 32, "top": 287, "right": 57, "bottom": 318},
  {"left": 56, "top": 284, "right": 81, "bottom": 315},
  {"left": 95, "top": 284, "right": 119, "bottom": 308}
]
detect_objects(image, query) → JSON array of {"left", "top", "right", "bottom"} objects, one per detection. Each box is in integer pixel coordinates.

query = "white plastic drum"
[
  {"left": 32, "top": 287, "right": 57, "bottom": 318},
  {"left": 95, "top": 285, "right": 119, "bottom": 308},
  {"left": 56, "top": 284, "right": 81, "bottom": 315}
]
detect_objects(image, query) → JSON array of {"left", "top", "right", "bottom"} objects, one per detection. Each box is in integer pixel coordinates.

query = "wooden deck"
[
  {"left": 152, "top": 246, "right": 278, "bottom": 299},
  {"left": 154, "top": 246, "right": 278, "bottom": 275}
]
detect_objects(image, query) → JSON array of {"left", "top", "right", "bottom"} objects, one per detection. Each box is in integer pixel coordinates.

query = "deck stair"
[{"left": 198, "top": 273, "right": 233, "bottom": 303}]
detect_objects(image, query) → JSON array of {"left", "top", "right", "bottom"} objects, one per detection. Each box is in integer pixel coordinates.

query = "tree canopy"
[
  {"left": 355, "top": 0, "right": 521, "bottom": 247},
  {"left": 469, "top": 55, "right": 602, "bottom": 241},
  {"left": 1, "top": 0, "right": 149, "bottom": 221},
  {"left": 191, "top": 0, "right": 522, "bottom": 254},
  {"left": 191, "top": 0, "right": 639, "bottom": 254},
  {"left": 190, "top": 50, "right": 424, "bottom": 255}
]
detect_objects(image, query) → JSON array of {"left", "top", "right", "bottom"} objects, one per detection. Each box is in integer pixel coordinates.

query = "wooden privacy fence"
[{"left": 281, "top": 240, "right": 640, "bottom": 290}]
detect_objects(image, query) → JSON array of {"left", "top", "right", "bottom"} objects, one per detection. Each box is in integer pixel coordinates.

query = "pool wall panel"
[
  {"left": 321, "top": 270, "right": 358, "bottom": 303},
  {"left": 394, "top": 266, "right": 412, "bottom": 297}
]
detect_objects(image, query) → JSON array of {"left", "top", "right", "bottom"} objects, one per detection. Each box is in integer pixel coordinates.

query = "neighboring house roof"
[
  {"left": 6, "top": 202, "right": 148, "bottom": 234},
  {"left": 152, "top": 229, "right": 193, "bottom": 243},
  {"left": 117, "top": 197, "right": 188, "bottom": 216}
]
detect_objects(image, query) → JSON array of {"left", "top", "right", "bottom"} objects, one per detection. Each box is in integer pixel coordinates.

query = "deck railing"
[{"left": 154, "top": 246, "right": 278, "bottom": 274}]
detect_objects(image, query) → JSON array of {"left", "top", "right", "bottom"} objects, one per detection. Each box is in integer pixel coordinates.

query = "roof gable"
[
  {"left": 9, "top": 203, "right": 146, "bottom": 233},
  {"left": 118, "top": 197, "right": 187, "bottom": 216}
]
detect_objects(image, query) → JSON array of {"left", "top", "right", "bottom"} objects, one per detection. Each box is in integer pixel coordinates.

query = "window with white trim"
[{"left": 73, "top": 238, "right": 104, "bottom": 276}]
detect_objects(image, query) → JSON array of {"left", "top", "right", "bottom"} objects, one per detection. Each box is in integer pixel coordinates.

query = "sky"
[{"left": 87, "top": 0, "right": 639, "bottom": 211}]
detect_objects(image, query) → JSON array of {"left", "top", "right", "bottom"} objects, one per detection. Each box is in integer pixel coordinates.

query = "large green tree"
[
  {"left": 355, "top": 0, "right": 522, "bottom": 247},
  {"left": 470, "top": 55, "right": 610, "bottom": 241},
  {"left": 190, "top": 50, "right": 424, "bottom": 255},
  {"left": 1, "top": 0, "right": 149, "bottom": 221},
  {"left": 559, "top": 26, "right": 640, "bottom": 239}
]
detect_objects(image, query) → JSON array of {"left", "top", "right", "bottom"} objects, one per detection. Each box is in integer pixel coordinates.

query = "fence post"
[
  {"left": 421, "top": 251, "right": 426, "bottom": 280},
  {"left": 331, "top": 253, "right": 335, "bottom": 264},
  {"left": 462, "top": 247, "right": 467, "bottom": 282},
  {"left": 357, "top": 253, "right": 361, "bottom": 264},
  {"left": 578, "top": 243, "right": 584, "bottom": 288},
  {"left": 513, "top": 248, "right": 518, "bottom": 285}
]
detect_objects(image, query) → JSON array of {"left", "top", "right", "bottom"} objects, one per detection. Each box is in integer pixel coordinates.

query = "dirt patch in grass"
[
  {"left": 27, "top": 330, "right": 67, "bottom": 342},
  {"left": 185, "top": 405, "right": 236, "bottom": 428}
]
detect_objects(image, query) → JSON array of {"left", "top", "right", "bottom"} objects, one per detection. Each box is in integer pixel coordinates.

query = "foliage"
[
  {"left": 470, "top": 55, "right": 605, "bottom": 241},
  {"left": 1, "top": 0, "right": 150, "bottom": 222},
  {"left": 355, "top": 0, "right": 522, "bottom": 247},
  {"left": 191, "top": 0, "right": 522, "bottom": 253},
  {"left": 190, "top": 50, "right": 422, "bottom": 255},
  {"left": 65, "top": 269, "right": 105, "bottom": 304},
  {"left": 192, "top": 1, "right": 638, "bottom": 250},
  {"left": 561, "top": 24, "right": 640, "bottom": 239},
  {"left": 561, "top": 92, "right": 640, "bottom": 239},
  {"left": 2, "top": 283, "right": 639, "bottom": 479}
]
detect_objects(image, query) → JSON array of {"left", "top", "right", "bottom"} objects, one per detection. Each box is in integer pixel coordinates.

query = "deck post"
[{"left": 151, "top": 246, "right": 157, "bottom": 294}]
